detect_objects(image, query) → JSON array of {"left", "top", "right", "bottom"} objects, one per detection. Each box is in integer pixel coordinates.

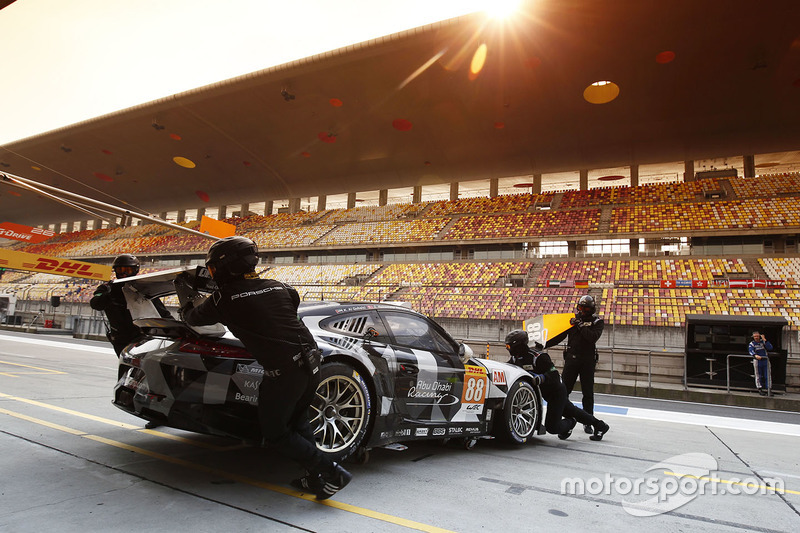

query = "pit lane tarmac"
[{"left": 1, "top": 331, "right": 799, "bottom": 533}]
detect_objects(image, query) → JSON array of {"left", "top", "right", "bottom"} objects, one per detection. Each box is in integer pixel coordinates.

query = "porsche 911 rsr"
[{"left": 111, "top": 267, "right": 543, "bottom": 461}]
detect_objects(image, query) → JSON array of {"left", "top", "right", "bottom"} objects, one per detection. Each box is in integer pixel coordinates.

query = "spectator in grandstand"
[
  {"left": 748, "top": 331, "right": 773, "bottom": 396},
  {"left": 549, "top": 295, "right": 604, "bottom": 436},
  {"left": 90, "top": 254, "right": 171, "bottom": 356},
  {"left": 180, "top": 236, "right": 352, "bottom": 500},
  {"left": 505, "top": 329, "right": 609, "bottom": 441}
]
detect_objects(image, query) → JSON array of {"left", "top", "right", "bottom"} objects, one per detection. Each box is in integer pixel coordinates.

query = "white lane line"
[
  {"left": 0, "top": 333, "right": 114, "bottom": 354},
  {"left": 600, "top": 404, "right": 800, "bottom": 437}
]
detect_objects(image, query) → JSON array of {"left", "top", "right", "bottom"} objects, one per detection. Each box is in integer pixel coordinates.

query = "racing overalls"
[
  {"left": 748, "top": 338, "right": 773, "bottom": 390},
  {"left": 550, "top": 311, "right": 604, "bottom": 415},
  {"left": 508, "top": 347, "right": 602, "bottom": 435},
  {"left": 90, "top": 281, "right": 171, "bottom": 355},
  {"left": 182, "top": 273, "right": 329, "bottom": 473}
]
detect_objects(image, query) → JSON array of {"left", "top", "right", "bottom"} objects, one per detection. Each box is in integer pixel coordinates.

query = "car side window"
[
  {"left": 320, "top": 311, "right": 389, "bottom": 342},
  {"left": 379, "top": 311, "right": 456, "bottom": 354}
]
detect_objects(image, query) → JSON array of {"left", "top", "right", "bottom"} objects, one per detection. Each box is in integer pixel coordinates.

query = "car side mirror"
[{"left": 458, "top": 343, "right": 473, "bottom": 363}]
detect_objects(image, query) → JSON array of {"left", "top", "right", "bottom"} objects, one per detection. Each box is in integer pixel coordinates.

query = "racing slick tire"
[
  {"left": 310, "top": 361, "right": 373, "bottom": 462},
  {"left": 494, "top": 380, "right": 540, "bottom": 444}
]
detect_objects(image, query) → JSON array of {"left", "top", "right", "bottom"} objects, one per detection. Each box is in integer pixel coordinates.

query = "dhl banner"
[
  {"left": 0, "top": 249, "right": 111, "bottom": 281},
  {"left": 523, "top": 313, "right": 575, "bottom": 349},
  {"left": 0, "top": 222, "right": 56, "bottom": 243},
  {"left": 199, "top": 216, "right": 235, "bottom": 238}
]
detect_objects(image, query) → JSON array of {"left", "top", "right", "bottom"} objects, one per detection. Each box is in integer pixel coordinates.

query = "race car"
[{"left": 111, "top": 266, "right": 543, "bottom": 461}]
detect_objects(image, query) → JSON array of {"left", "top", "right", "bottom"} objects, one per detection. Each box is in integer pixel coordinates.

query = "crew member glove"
[
  {"left": 531, "top": 373, "right": 545, "bottom": 386},
  {"left": 94, "top": 283, "right": 111, "bottom": 296},
  {"left": 569, "top": 316, "right": 581, "bottom": 326}
]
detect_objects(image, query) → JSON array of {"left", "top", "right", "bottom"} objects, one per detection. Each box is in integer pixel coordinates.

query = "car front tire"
[
  {"left": 495, "top": 380, "right": 539, "bottom": 444},
  {"left": 310, "top": 361, "right": 372, "bottom": 461}
]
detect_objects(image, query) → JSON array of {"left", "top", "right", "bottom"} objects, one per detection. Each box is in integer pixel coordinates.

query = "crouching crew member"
[
  {"left": 181, "top": 236, "right": 352, "bottom": 499},
  {"left": 505, "top": 329, "right": 609, "bottom": 441}
]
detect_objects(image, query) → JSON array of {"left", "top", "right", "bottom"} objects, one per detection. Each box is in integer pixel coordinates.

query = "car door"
[{"left": 376, "top": 310, "right": 470, "bottom": 423}]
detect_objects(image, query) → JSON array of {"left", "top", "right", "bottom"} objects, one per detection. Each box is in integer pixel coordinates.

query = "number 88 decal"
[{"left": 462, "top": 365, "right": 488, "bottom": 405}]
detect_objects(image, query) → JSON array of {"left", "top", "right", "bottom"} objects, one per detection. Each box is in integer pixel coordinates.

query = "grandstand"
[{"left": 4, "top": 174, "right": 800, "bottom": 340}]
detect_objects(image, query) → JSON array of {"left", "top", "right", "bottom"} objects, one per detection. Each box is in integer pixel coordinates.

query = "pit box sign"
[
  {"left": 0, "top": 222, "right": 56, "bottom": 243},
  {"left": 523, "top": 313, "right": 574, "bottom": 349},
  {"left": 0, "top": 249, "right": 111, "bottom": 281}
]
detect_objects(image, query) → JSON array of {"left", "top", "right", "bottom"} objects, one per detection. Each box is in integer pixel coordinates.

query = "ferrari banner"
[
  {"left": 522, "top": 312, "right": 574, "bottom": 349},
  {"left": 0, "top": 222, "right": 56, "bottom": 243},
  {"left": 0, "top": 249, "right": 111, "bottom": 281}
]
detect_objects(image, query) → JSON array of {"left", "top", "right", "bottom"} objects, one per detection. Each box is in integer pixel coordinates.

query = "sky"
[{"left": 0, "top": 0, "right": 507, "bottom": 145}]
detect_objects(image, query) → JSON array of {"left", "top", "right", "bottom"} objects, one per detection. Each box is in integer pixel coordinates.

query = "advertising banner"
[
  {"left": 0, "top": 249, "right": 111, "bottom": 280},
  {"left": 0, "top": 222, "right": 56, "bottom": 243}
]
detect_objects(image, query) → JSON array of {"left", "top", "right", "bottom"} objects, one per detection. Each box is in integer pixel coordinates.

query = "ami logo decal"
[{"left": 492, "top": 370, "right": 507, "bottom": 386}]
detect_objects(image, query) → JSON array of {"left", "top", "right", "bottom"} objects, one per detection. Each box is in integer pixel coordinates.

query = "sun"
[{"left": 483, "top": 0, "right": 523, "bottom": 19}]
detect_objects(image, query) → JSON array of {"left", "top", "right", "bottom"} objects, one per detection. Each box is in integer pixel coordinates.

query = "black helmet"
[
  {"left": 205, "top": 236, "right": 258, "bottom": 281},
  {"left": 112, "top": 254, "right": 140, "bottom": 278},
  {"left": 577, "top": 295, "right": 596, "bottom": 315},
  {"left": 505, "top": 329, "right": 529, "bottom": 355}
]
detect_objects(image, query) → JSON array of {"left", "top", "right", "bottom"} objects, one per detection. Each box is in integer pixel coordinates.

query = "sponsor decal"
[
  {"left": 234, "top": 392, "right": 258, "bottom": 403},
  {"left": 464, "top": 364, "right": 487, "bottom": 375},
  {"left": 395, "top": 428, "right": 412, "bottom": 437},
  {"left": 432, "top": 427, "right": 446, "bottom": 436},
  {"left": 448, "top": 427, "right": 464, "bottom": 435},
  {"left": 464, "top": 403, "right": 483, "bottom": 412},
  {"left": 408, "top": 378, "right": 456, "bottom": 402},
  {"left": 465, "top": 426, "right": 481, "bottom": 434},
  {"left": 0, "top": 222, "right": 55, "bottom": 243},
  {"left": 236, "top": 363, "right": 264, "bottom": 375},
  {"left": 242, "top": 379, "right": 259, "bottom": 390},
  {"left": 492, "top": 370, "right": 507, "bottom": 386},
  {"left": 415, "top": 428, "right": 429, "bottom": 437},
  {"left": 380, "top": 431, "right": 392, "bottom": 439}
]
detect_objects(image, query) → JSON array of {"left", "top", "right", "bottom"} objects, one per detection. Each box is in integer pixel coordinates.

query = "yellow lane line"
[
  {"left": 0, "top": 392, "right": 140, "bottom": 429},
  {"left": 664, "top": 471, "right": 800, "bottom": 496},
  {"left": 0, "top": 406, "right": 455, "bottom": 533},
  {"left": 0, "top": 372, "right": 19, "bottom": 378},
  {"left": 0, "top": 360, "right": 67, "bottom": 374},
  {"left": 0, "top": 391, "right": 231, "bottom": 450},
  {"left": 0, "top": 407, "right": 86, "bottom": 436}
]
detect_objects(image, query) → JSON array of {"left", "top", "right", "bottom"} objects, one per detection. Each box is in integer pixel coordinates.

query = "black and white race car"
[{"left": 112, "top": 267, "right": 543, "bottom": 461}]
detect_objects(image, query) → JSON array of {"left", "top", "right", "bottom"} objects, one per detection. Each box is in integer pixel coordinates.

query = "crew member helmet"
[
  {"left": 112, "top": 254, "right": 140, "bottom": 278},
  {"left": 205, "top": 236, "right": 259, "bottom": 281},
  {"left": 577, "top": 295, "right": 596, "bottom": 315},
  {"left": 505, "top": 329, "right": 529, "bottom": 355}
]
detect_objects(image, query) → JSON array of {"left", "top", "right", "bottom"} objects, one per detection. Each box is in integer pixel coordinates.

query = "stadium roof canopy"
[{"left": 2, "top": 0, "right": 800, "bottom": 226}]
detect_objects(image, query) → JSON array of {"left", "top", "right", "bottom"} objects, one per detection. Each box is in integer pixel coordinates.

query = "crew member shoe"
[
  {"left": 583, "top": 424, "right": 593, "bottom": 434},
  {"left": 316, "top": 462, "right": 353, "bottom": 500},
  {"left": 589, "top": 421, "right": 610, "bottom": 441},
  {"left": 558, "top": 418, "right": 577, "bottom": 440},
  {"left": 291, "top": 471, "right": 323, "bottom": 494},
  {"left": 758, "top": 388, "right": 767, "bottom": 396}
]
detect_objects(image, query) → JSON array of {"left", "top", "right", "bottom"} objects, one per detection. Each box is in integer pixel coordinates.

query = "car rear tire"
[
  {"left": 310, "top": 362, "right": 372, "bottom": 462},
  {"left": 494, "top": 380, "right": 539, "bottom": 444}
]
